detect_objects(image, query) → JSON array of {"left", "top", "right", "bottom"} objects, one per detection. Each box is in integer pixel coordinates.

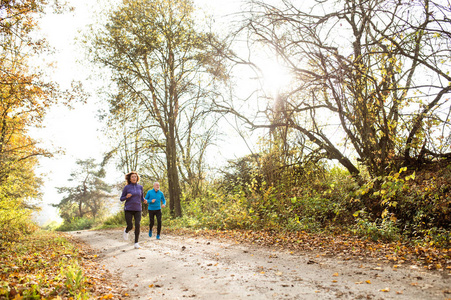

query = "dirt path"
[{"left": 70, "top": 229, "right": 450, "bottom": 299}]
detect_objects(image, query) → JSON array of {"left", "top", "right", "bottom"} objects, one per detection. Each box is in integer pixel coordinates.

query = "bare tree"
[{"left": 219, "top": 0, "right": 451, "bottom": 177}]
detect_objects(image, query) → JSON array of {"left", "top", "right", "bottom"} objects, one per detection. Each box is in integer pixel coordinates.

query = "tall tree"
[
  {"left": 54, "top": 159, "right": 114, "bottom": 222},
  {"left": 219, "top": 0, "right": 451, "bottom": 177},
  {"left": 92, "top": 0, "right": 226, "bottom": 216},
  {"left": 1, "top": 0, "right": 53, "bottom": 184},
  {"left": 0, "top": 0, "right": 77, "bottom": 239}
]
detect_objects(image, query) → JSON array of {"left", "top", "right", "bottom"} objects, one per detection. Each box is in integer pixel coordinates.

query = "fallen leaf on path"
[{"left": 166, "top": 227, "right": 451, "bottom": 280}]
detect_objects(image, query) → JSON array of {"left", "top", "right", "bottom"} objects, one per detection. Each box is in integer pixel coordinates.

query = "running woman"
[{"left": 120, "top": 171, "right": 147, "bottom": 249}]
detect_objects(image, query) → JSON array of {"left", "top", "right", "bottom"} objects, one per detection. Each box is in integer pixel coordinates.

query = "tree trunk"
[{"left": 167, "top": 131, "right": 182, "bottom": 217}]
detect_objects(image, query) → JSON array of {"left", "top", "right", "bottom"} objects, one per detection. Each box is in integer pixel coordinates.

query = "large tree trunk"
[{"left": 167, "top": 130, "right": 182, "bottom": 217}]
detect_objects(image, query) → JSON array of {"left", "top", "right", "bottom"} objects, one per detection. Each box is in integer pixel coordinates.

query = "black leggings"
[
  {"left": 148, "top": 209, "right": 162, "bottom": 235},
  {"left": 125, "top": 210, "right": 141, "bottom": 243}
]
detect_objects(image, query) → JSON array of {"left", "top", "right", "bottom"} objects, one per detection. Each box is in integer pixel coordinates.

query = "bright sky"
[
  {"left": 31, "top": 0, "right": 254, "bottom": 225},
  {"left": 32, "top": 0, "right": 122, "bottom": 224}
]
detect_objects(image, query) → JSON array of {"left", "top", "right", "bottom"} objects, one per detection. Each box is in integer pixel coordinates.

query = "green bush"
[
  {"left": 172, "top": 191, "right": 255, "bottom": 230},
  {"left": 352, "top": 166, "right": 451, "bottom": 247},
  {"left": 55, "top": 217, "right": 95, "bottom": 231},
  {"left": 0, "top": 199, "right": 39, "bottom": 243},
  {"left": 101, "top": 210, "right": 125, "bottom": 228},
  {"left": 352, "top": 209, "right": 401, "bottom": 242},
  {"left": 167, "top": 163, "right": 357, "bottom": 234}
]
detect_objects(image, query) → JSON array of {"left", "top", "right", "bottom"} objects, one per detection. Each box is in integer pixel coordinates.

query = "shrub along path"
[{"left": 69, "top": 228, "right": 451, "bottom": 299}]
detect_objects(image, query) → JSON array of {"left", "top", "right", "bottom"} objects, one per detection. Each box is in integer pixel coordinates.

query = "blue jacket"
[
  {"left": 145, "top": 189, "right": 166, "bottom": 211},
  {"left": 120, "top": 183, "right": 144, "bottom": 211}
]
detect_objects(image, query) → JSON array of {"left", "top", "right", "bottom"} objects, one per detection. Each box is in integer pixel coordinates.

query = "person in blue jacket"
[
  {"left": 120, "top": 171, "right": 147, "bottom": 249},
  {"left": 145, "top": 181, "right": 166, "bottom": 240}
]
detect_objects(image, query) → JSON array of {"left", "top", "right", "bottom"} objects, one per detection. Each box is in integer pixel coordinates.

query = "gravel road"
[{"left": 70, "top": 229, "right": 450, "bottom": 299}]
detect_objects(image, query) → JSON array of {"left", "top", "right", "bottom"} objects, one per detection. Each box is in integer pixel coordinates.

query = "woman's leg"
[
  {"left": 133, "top": 211, "right": 142, "bottom": 243},
  {"left": 124, "top": 210, "right": 134, "bottom": 233}
]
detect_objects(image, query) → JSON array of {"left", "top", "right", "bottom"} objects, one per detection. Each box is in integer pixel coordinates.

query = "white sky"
[{"left": 32, "top": 0, "right": 256, "bottom": 225}]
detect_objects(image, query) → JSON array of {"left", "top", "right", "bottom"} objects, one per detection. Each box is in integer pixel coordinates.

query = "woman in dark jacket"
[{"left": 120, "top": 171, "right": 147, "bottom": 249}]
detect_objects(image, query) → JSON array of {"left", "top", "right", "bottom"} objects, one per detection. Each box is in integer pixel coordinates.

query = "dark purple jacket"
[{"left": 120, "top": 183, "right": 144, "bottom": 211}]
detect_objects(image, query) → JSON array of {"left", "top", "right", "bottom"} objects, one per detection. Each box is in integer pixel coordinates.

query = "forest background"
[{"left": 1, "top": 0, "right": 450, "bottom": 297}]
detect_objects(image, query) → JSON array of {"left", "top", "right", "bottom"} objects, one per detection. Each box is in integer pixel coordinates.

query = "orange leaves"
[
  {"left": 0, "top": 231, "right": 130, "bottom": 299},
  {"left": 354, "top": 280, "right": 371, "bottom": 284},
  {"left": 102, "top": 294, "right": 114, "bottom": 299}
]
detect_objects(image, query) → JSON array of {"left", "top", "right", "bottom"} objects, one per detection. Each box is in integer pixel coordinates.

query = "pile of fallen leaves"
[
  {"left": 0, "top": 230, "right": 129, "bottom": 299},
  {"left": 166, "top": 228, "right": 451, "bottom": 274}
]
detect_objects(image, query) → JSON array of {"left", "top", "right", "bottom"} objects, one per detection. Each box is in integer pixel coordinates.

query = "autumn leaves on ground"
[{"left": 1, "top": 227, "right": 450, "bottom": 299}]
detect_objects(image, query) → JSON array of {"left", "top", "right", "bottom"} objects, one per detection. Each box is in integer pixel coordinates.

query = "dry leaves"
[{"left": 166, "top": 228, "right": 451, "bottom": 272}]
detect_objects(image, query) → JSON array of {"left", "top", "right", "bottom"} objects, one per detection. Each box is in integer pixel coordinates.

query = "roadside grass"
[{"left": 0, "top": 230, "right": 128, "bottom": 299}]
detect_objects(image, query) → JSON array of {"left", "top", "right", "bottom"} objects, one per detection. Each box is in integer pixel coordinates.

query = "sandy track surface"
[{"left": 69, "top": 229, "right": 450, "bottom": 299}]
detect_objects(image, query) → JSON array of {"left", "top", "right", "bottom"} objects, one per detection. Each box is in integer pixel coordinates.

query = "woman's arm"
[{"left": 120, "top": 186, "right": 129, "bottom": 201}]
